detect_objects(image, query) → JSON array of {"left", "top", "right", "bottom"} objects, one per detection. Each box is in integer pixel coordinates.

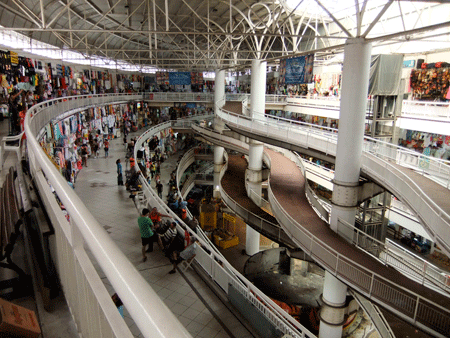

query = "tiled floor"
[
  {"left": 73, "top": 129, "right": 255, "bottom": 338},
  {"left": 0, "top": 116, "right": 255, "bottom": 338}
]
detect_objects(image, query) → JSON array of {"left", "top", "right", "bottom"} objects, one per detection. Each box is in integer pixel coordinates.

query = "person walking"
[
  {"left": 104, "top": 139, "right": 110, "bottom": 158},
  {"left": 81, "top": 143, "right": 88, "bottom": 167},
  {"left": 156, "top": 181, "right": 163, "bottom": 198},
  {"left": 93, "top": 139, "right": 99, "bottom": 158},
  {"left": 150, "top": 162, "right": 156, "bottom": 178},
  {"left": 138, "top": 208, "right": 154, "bottom": 262},
  {"left": 116, "top": 159, "right": 123, "bottom": 185}
]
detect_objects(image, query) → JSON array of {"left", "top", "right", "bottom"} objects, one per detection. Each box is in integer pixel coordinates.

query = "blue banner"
[
  {"left": 169, "top": 72, "right": 191, "bottom": 85},
  {"left": 403, "top": 60, "right": 415, "bottom": 68},
  {"left": 285, "top": 56, "right": 306, "bottom": 84}
]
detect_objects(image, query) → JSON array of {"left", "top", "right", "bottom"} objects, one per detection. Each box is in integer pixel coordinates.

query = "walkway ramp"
[
  {"left": 267, "top": 147, "right": 450, "bottom": 337},
  {"left": 217, "top": 105, "right": 450, "bottom": 256},
  {"left": 222, "top": 155, "right": 298, "bottom": 249},
  {"left": 216, "top": 102, "right": 450, "bottom": 337}
]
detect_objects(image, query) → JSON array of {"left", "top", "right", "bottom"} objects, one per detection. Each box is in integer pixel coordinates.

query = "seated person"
[
  {"left": 126, "top": 170, "right": 141, "bottom": 191},
  {"left": 169, "top": 239, "right": 199, "bottom": 274},
  {"left": 149, "top": 207, "right": 170, "bottom": 228},
  {"left": 179, "top": 198, "right": 188, "bottom": 210},
  {"left": 169, "top": 198, "right": 179, "bottom": 212}
]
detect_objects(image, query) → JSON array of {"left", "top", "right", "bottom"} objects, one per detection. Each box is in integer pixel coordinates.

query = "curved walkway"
[
  {"left": 220, "top": 102, "right": 450, "bottom": 255},
  {"left": 220, "top": 102, "right": 450, "bottom": 337},
  {"left": 74, "top": 131, "right": 254, "bottom": 338},
  {"left": 221, "top": 155, "right": 297, "bottom": 249},
  {"left": 268, "top": 147, "right": 450, "bottom": 337}
]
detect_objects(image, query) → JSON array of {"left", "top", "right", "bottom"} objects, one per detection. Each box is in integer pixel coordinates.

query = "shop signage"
[
  {"left": 10, "top": 51, "right": 18, "bottom": 66},
  {"left": 403, "top": 59, "right": 415, "bottom": 68}
]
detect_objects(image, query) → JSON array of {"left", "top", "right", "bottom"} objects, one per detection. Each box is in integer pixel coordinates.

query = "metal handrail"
[
  {"left": 196, "top": 106, "right": 450, "bottom": 295},
  {"left": 25, "top": 93, "right": 192, "bottom": 338},
  {"left": 267, "top": 182, "right": 450, "bottom": 337},
  {"left": 215, "top": 107, "right": 450, "bottom": 250},
  {"left": 135, "top": 123, "right": 316, "bottom": 338}
]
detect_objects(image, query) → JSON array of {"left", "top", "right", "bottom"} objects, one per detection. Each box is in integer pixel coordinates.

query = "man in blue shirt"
[{"left": 138, "top": 208, "right": 154, "bottom": 262}]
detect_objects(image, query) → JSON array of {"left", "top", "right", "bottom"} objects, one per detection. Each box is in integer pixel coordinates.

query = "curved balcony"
[
  {"left": 25, "top": 93, "right": 191, "bottom": 338},
  {"left": 216, "top": 105, "right": 450, "bottom": 255},
  {"left": 216, "top": 103, "right": 450, "bottom": 337}
]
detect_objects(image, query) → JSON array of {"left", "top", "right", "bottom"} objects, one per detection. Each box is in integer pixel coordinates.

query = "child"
[{"left": 104, "top": 139, "right": 110, "bottom": 157}]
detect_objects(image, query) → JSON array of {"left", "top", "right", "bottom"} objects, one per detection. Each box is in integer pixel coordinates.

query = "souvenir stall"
[
  {"left": 39, "top": 113, "right": 82, "bottom": 185},
  {"left": 409, "top": 62, "right": 450, "bottom": 101},
  {"left": 398, "top": 130, "right": 450, "bottom": 160}
]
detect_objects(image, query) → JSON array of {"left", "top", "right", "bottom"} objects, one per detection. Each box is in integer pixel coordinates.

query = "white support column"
[
  {"left": 247, "top": 59, "right": 266, "bottom": 204},
  {"left": 248, "top": 140, "right": 263, "bottom": 171},
  {"left": 246, "top": 224, "right": 260, "bottom": 256},
  {"left": 250, "top": 59, "right": 267, "bottom": 118},
  {"left": 247, "top": 139, "right": 264, "bottom": 205},
  {"left": 319, "top": 272, "right": 348, "bottom": 338},
  {"left": 330, "top": 38, "right": 372, "bottom": 240},
  {"left": 213, "top": 145, "right": 224, "bottom": 198},
  {"left": 214, "top": 69, "right": 226, "bottom": 198},
  {"left": 326, "top": 38, "right": 370, "bottom": 338},
  {"left": 214, "top": 69, "right": 225, "bottom": 112}
]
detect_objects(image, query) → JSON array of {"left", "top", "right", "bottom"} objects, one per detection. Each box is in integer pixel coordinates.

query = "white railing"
[
  {"left": 135, "top": 124, "right": 316, "bottom": 338},
  {"left": 176, "top": 147, "right": 213, "bottom": 198},
  {"left": 144, "top": 92, "right": 214, "bottom": 102},
  {"left": 25, "top": 93, "right": 192, "bottom": 338},
  {"left": 385, "top": 239, "right": 450, "bottom": 294},
  {"left": 336, "top": 218, "right": 450, "bottom": 293},
  {"left": 215, "top": 107, "right": 450, "bottom": 252},
  {"left": 267, "top": 183, "right": 450, "bottom": 337},
  {"left": 261, "top": 95, "right": 450, "bottom": 122},
  {"left": 360, "top": 153, "right": 450, "bottom": 254},
  {"left": 247, "top": 188, "right": 271, "bottom": 211},
  {"left": 350, "top": 290, "right": 396, "bottom": 338},
  {"left": 402, "top": 100, "right": 450, "bottom": 120},
  {"left": 171, "top": 113, "right": 215, "bottom": 128}
]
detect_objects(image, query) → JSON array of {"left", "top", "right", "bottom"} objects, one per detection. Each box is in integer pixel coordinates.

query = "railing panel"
[
  {"left": 416, "top": 301, "right": 450, "bottom": 336},
  {"left": 137, "top": 124, "right": 316, "bottom": 337},
  {"left": 25, "top": 94, "right": 192, "bottom": 338}
]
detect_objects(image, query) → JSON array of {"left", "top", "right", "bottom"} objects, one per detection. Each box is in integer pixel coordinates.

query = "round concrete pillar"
[
  {"left": 250, "top": 59, "right": 267, "bottom": 118},
  {"left": 319, "top": 271, "right": 347, "bottom": 338},
  {"left": 330, "top": 38, "right": 372, "bottom": 236},
  {"left": 248, "top": 140, "right": 263, "bottom": 172},
  {"left": 214, "top": 69, "right": 226, "bottom": 111},
  {"left": 246, "top": 225, "right": 260, "bottom": 256}
]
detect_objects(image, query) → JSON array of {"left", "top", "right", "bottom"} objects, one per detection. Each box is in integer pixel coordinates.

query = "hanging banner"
[
  {"left": 285, "top": 56, "right": 306, "bottom": 84},
  {"left": 284, "top": 54, "right": 314, "bottom": 84},
  {"left": 169, "top": 72, "right": 191, "bottom": 85}
]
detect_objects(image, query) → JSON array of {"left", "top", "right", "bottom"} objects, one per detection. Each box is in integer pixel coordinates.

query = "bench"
[
  {"left": 1, "top": 131, "right": 25, "bottom": 170},
  {"left": 21, "top": 167, "right": 58, "bottom": 310},
  {"left": 0, "top": 166, "right": 31, "bottom": 299}
]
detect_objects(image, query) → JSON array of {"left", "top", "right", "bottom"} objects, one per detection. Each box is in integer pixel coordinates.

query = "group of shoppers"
[{"left": 138, "top": 207, "right": 199, "bottom": 273}]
